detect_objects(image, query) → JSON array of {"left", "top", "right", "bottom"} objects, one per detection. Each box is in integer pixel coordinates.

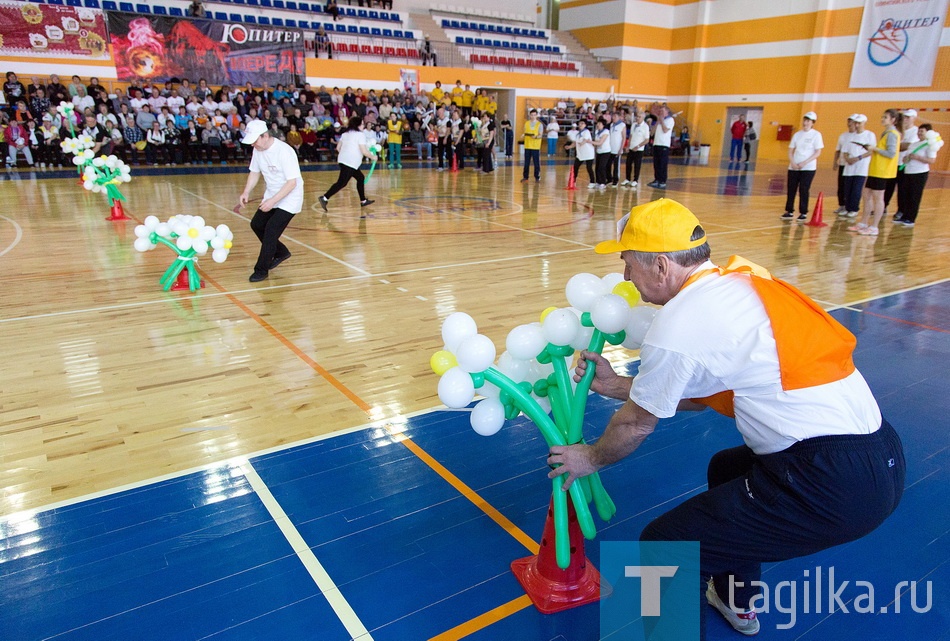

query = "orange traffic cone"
[
  {"left": 806, "top": 192, "right": 827, "bottom": 227},
  {"left": 510, "top": 495, "right": 603, "bottom": 614},
  {"left": 566, "top": 165, "right": 577, "bottom": 191},
  {"left": 451, "top": 149, "right": 459, "bottom": 173},
  {"left": 170, "top": 266, "right": 204, "bottom": 291},
  {"left": 105, "top": 200, "right": 131, "bottom": 221}
]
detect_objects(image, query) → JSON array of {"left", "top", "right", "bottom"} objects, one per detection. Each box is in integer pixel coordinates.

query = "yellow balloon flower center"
[{"left": 188, "top": 228, "right": 199, "bottom": 238}]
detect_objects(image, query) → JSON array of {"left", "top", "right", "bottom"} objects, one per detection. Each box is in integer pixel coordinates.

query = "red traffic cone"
[
  {"left": 105, "top": 201, "right": 131, "bottom": 221},
  {"left": 806, "top": 192, "right": 827, "bottom": 227},
  {"left": 171, "top": 267, "right": 204, "bottom": 291},
  {"left": 566, "top": 165, "right": 577, "bottom": 191},
  {"left": 510, "top": 495, "right": 603, "bottom": 614},
  {"left": 451, "top": 150, "right": 459, "bottom": 173}
]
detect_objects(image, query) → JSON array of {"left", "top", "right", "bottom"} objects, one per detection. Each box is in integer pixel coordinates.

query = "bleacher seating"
[{"left": 441, "top": 18, "right": 546, "bottom": 39}]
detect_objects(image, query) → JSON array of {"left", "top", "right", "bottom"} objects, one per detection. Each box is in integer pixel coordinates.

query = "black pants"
[
  {"left": 250, "top": 207, "right": 294, "bottom": 276},
  {"left": 842, "top": 174, "right": 866, "bottom": 213},
  {"left": 743, "top": 141, "right": 751, "bottom": 162},
  {"left": 836, "top": 165, "right": 846, "bottom": 206},
  {"left": 641, "top": 420, "right": 904, "bottom": 640},
  {"left": 595, "top": 153, "right": 611, "bottom": 185},
  {"left": 522, "top": 148, "right": 540, "bottom": 180},
  {"left": 652, "top": 145, "right": 669, "bottom": 183},
  {"left": 437, "top": 139, "right": 451, "bottom": 169},
  {"left": 505, "top": 130, "right": 513, "bottom": 157},
  {"left": 324, "top": 163, "right": 365, "bottom": 201},
  {"left": 479, "top": 143, "right": 494, "bottom": 172},
  {"left": 573, "top": 158, "right": 594, "bottom": 183},
  {"left": 607, "top": 152, "right": 620, "bottom": 185},
  {"left": 785, "top": 169, "right": 816, "bottom": 214},
  {"left": 883, "top": 168, "right": 902, "bottom": 210},
  {"left": 454, "top": 142, "right": 465, "bottom": 169},
  {"left": 898, "top": 171, "right": 928, "bottom": 223},
  {"left": 625, "top": 149, "right": 643, "bottom": 182}
]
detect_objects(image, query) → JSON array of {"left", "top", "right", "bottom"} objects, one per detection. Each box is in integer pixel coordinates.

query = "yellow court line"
[{"left": 428, "top": 595, "right": 534, "bottom": 641}]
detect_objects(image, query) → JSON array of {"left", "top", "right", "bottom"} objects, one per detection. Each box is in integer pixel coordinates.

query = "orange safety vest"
[{"left": 683, "top": 256, "right": 857, "bottom": 417}]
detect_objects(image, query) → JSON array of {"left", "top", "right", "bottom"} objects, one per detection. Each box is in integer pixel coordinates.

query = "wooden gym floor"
[{"left": 0, "top": 155, "right": 947, "bottom": 640}]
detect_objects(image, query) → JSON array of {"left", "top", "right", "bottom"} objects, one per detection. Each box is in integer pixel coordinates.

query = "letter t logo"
[{"left": 625, "top": 566, "right": 679, "bottom": 616}]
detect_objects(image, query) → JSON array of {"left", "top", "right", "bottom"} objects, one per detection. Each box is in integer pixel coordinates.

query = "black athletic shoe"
[
  {"left": 270, "top": 253, "right": 291, "bottom": 270},
  {"left": 249, "top": 271, "right": 268, "bottom": 282},
  {"left": 781, "top": 212, "right": 794, "bottom": 220},
  {"left": 360, "top": 199, "right": 375, "bottom": 207},
  {"left": 319, "top": 196, "right": 328, "bottom": 212},
  {"left": 797, "top": 213, "right": 808, "bottom": 222}
]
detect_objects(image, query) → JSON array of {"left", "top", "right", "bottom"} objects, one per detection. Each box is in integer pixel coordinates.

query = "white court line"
[
  {"left": 0, "top": 247, "right": 590, "bottom": 325},
  {"left": 241, "top": 461, "right": 374, "bottom": 641},
  {"left": 176, "top": 186, "right": 372, "bottom": 277},
  {"left": 387, "top": 193, "right": 595, "bottom": 248},
  {"left": 0, "top": 214, "right": 23, "bottom": 257}
]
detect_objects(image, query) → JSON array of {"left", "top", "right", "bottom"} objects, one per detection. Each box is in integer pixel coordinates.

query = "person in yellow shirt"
[
  {"left": 387, "top": 111, "right": 403, "bottom": 168},
  {"left": 473, "top": 89, "right": 488, "bottom": 115},
  {"left": 460, "top": 84, "right": 475, "bottom": 117},
  {"left": 486, "top": 95, "right": 498, "bottom": 116},
  {"left": 430, "top": 81, "right": 444, "bottom": 105},
  {"left": 451, "top": 80, "right": 464, "bottom": 108},
  {"left": 522, "top": 108, "right": 543, "bottom": 182}
]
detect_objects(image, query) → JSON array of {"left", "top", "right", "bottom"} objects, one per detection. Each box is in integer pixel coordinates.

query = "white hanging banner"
[{"left": 849, "top": 0, "right": 949, "bottom": 88}]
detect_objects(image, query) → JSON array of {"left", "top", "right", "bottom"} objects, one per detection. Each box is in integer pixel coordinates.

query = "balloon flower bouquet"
[
  {"left": 57, "top": 102, "right": 134, "bottom": 221},
  {"left": 430, "top": 272, "right": 657, "bottom": 611},
  {"left": 133, "top": 215, "right": 233, "bottom": 292}
]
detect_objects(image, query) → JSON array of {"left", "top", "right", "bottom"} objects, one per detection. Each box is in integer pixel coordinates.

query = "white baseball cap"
[
  {"left": 803, "top": 111, "right": 818, "bottom": 121},
  {"left": 852, "top": 114, "right": 868, "bottom": 123},
  {"left": 902, "top": 109, "right": 917, "bottom": 118},
  {"left": 241, "top": 119, "right": 268, "bottom": 144}
]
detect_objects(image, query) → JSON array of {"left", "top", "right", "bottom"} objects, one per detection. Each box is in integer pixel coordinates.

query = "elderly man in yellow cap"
[{"left": 548, "top": 198, "right": 904, "bottom": 637}]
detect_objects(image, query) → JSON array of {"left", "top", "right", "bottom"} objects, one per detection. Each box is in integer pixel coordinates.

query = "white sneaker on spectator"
[{"left": 620, "top": 180, "right": 630, "bottom": 186}]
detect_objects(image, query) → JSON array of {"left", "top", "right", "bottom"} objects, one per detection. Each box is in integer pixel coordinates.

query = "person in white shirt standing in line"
[
  {"left": 781, "top": 111, "right": 823, "bottom": 222},
  {"left": 832, "top": 116, "right": 855, "bottom": 214},
  {"left": 839, "top": 114, "right": 875, "bottom": 220},
  {"left": 648, "top": 105, "right": 675, "bottom": 189},
  {"left": 545, "top": 116, "right": 560, "bottom": 157},
  {"left": 621, "top": 110, "right": 650, "bottom": 188},
  {"left": 238, "top": 119, "right": 305, "bottom": 283},
  {"left": 889, "top": 109, "right": 918, "bottom": 223},
  {"left": 318, "top": 115, "right": 377, "bottom": 213},
  {"left": 592, "top": 117, "right": 612, "bottom": 189},
  {"left": 608, "top": 111, "right": 627, "bottom": 187}
]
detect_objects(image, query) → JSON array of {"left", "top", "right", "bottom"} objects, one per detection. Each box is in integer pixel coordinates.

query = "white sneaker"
[
  {"left": 833, "top": 206, "right": 847, "bottom": 214},
  {"left": 706, "top": 579, "right": 760, "bottom": 636},
  {"left": 609, "top": 183, "right": 618, "bottom": 188},
  {"left": 39, "top": 162, "right": 46, "bottom": 168},
  {"left": 846, "top": 211, "right": 858, "bottom": 218},
  {"left": 620, "top": 180, "right": 630, "bottom": 186},
  {"left": 631, "top": 181, "right": 638, "bottom": 188},
  {"left": 598, "top": 184, "right": 606, "bottom": 190},
  {"left": 587, "top": 183, "right": 596, "bottom": 189}
]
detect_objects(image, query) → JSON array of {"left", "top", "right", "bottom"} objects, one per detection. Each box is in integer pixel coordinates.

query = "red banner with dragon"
[{"left": 107, "top": 13, "right": 304, "bottom": 87}]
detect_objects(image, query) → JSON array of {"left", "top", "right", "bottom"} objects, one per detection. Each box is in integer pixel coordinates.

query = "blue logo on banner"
[{"left": 601, "top": 541, "right": 700, "bottom": 641}]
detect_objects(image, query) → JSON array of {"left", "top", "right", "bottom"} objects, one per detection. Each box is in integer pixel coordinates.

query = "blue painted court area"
[{"left": 1, "top": 284, "right": 948, "bottom": 640}]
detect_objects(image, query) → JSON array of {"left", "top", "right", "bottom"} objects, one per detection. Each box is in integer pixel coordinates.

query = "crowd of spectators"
[{"left": 2, "top": 72, "right": 506, "bottom": 171}]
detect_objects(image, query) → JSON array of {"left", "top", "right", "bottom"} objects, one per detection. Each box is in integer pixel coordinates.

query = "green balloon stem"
[
  {"left": 366, "top": 158, "right": 378, "bottom": 181},
  {"left": 552, "top": 477, "right": 570, "bottom": 569}
]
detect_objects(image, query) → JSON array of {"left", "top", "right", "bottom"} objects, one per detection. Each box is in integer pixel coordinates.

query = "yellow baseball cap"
[{"left": 594, "top": 198, "right": 707, "bottom": 254}]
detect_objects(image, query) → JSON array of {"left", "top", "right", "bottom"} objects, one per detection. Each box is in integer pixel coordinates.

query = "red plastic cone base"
[
  {"left": 170, "top": 269, "right": 204, "bottom": 291},
  {"left": 510, "top": 497, "right": 604, "bottom": 614},
  {"left": 566, "top": 166, "right": 577, "bottom": 191},
  {"left": 806, "top": 192, "right": 827, "bottom": 227},
  {"left": 105, "top": 201, "right": 131, "bottom": 221}
]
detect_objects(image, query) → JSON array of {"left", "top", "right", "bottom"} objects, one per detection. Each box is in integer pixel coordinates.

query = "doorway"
[{"left": 722, "top": 106, "right": 764, "bottom": 163}]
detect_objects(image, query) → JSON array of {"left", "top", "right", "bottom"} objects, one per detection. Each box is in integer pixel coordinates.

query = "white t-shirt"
[
  {"left": 546, "top": 120, "right": 560, "bottom": 138},
  {"left": 248, "top": 138, "right": 304, "bottom": 214},
  {"left": 898, "top": 125, "right": 918, "bottom": 165},
  {"left": 575, "top": 128, "right": 594, "bottom": 161},
  {"left": 904, "top": 137, "right": 936, "bottom": 175},
  {"left": 842, "top": 130, "right": 876, "bottom": 177},
  {"left": 835, "top": 131, "right": 851, "bottom": 167},
  {"left": 337, "top": 130, "right": 367, "bottom": 169},
  {"left": 630, "top": 261, "right": 881, "bottom": 455},
  {"left": 609, "top": 121, "right": 626, "bottom": 153},
  {"left": 629, "top": 121, "right": 650, "bottom": 150},
  {"left": 653, "top": 116, "right": 674, "bottom": 147},
  {"left": 594, "top": 127, "right": 611, "bottom": 154},
  {"left": 789, "top": 128, "right": 824, "bottom": 171},
  {"left": 166, "top": 95, "right": 185, "bottom": 111}
]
